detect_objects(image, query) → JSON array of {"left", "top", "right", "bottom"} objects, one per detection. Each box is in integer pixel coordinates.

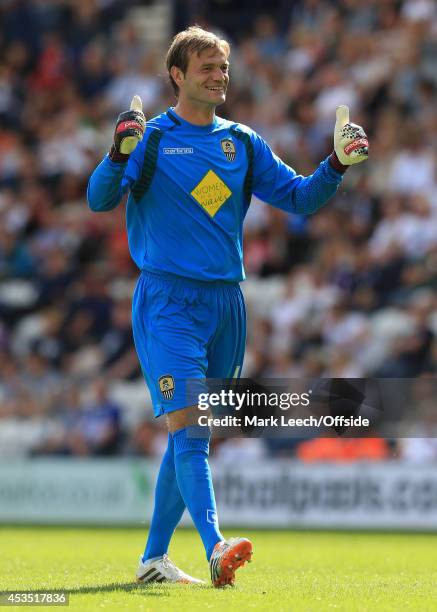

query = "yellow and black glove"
[
  {"left": 330, "top": 105, "right": 369, "bottom": 173},
  {"left": 109, "top": 95, "right": 146, "bottom": 163}
]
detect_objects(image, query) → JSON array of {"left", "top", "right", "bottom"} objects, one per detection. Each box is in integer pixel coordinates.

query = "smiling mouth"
[{"left": 206, "top": 86, "right": 225, "bottom": 92}]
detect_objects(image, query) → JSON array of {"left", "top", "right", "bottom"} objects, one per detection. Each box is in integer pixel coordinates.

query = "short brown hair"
[{"left": 166, "top": 26, "right": 230, "bottom": 96}]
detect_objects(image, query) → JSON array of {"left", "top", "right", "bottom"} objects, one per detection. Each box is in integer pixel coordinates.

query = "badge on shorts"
[
  {"left": 220, "top": 138, "right": 236, "bottom": 162},
  {"left": 158, "top": 375, "right": 175, "bottom": 400}
]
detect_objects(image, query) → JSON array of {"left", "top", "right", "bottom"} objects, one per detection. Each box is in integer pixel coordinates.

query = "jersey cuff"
[
  {"left": 105, "top": 153, "right": 129, "bottom": 170},
  {"left": 324, "top": 154, "right": 346, "bottom": 181},
  {"left": 328, "top": 151, "right": 349, "bottom": 175}
]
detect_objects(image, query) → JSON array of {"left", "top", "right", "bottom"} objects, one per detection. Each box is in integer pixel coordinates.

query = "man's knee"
[
  {"left": 166, "top": 405, "right": 207, "bottom": 433},
  {"left": 166, "top": 407, "right": 211, "bottom": 459}
]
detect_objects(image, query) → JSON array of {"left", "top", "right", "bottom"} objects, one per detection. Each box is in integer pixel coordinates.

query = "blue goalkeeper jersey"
[{"left": 87, "top": 108, "right": 344, "bottom": 282}]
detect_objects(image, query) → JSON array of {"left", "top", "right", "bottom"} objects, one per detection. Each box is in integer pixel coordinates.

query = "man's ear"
[{"left": 170, "top": 66, "right": 184, "bottom": 88}]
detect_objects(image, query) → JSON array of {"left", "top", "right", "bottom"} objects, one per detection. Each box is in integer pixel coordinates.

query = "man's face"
[{"left": 173, "top": 46, "right": 230, "bottom": 108}]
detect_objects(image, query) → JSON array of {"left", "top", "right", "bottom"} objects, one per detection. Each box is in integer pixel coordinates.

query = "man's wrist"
[
  {"left": 329, "top": 151, "right": 349, "bottom": 174},
  {"left": 109, "top": 144, "right": 130, "bottom": 164}
]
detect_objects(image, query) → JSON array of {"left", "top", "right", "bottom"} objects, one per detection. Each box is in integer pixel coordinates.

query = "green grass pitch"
[{"left": 1, "top": 527, "right": 437, "bottom": 611}]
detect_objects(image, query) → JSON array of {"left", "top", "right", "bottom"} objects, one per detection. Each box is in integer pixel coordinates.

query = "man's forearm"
[
  {"left": 87, "top": 156, "right": 128, "bottom": 212},
  {"left": 290, "top": 156, "right": 345, "bottom": 215}
]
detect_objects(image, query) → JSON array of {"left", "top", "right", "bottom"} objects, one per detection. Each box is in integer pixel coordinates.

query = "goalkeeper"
[{"left": 87, "top": 26, "right": 368, "bottom": 587}]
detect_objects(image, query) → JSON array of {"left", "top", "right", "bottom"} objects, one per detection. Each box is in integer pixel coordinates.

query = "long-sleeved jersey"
[{"left": 87, "top": 108, "right": 343, "bottom": 282}]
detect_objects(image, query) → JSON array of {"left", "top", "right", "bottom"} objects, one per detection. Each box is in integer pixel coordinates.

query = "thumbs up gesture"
[
  {"left": 333, "top": 106, "right": 368, "bottom": 166},
  {"left": 109, "top": 95, "right": 146, "bottom": 163}
]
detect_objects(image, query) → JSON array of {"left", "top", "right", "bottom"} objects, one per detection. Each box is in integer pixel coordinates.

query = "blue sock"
[
  {"left": 173, "top": 426, "right": 223, "bottom": 560},
  {"left": 142, "top": 433, "right": 186, "bottom": 562}
]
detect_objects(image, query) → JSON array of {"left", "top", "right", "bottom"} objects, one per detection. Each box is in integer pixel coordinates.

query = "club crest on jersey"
[
  {"left": 158, "top": 375, "right": 175, "bottom": 400},
  {"left": 220, "top": 138, "right": 236, "bottom": 162}
]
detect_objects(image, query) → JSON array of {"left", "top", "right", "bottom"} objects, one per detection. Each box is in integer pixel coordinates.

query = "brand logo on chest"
[{"left": 162, "top": 147, "right": 194, "bottom": 154}]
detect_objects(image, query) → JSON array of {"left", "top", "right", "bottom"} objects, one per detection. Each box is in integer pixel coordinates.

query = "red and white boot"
[{"left": 209, "top": 537, "right": 253, "bottom": 587}]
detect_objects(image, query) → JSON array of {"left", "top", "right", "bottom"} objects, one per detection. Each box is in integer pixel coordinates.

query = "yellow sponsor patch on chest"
[{"left": 190, "top": 170, "right": 232, "bottom": 217}]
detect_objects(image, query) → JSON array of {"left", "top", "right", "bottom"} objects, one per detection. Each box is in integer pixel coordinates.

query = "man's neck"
[{"left": 173, "top": 100, "right": 216, "bottom": 126}]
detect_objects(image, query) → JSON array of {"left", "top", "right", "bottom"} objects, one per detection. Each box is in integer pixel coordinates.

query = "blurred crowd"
[{"left": 0, "top": 0, "right": 436, "bottom": 460}]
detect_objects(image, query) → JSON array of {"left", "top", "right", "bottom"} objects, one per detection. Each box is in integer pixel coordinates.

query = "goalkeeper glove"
[
  {"left": 330, "top": 105, "right": 368, "bottom": 172},
  {"left": 109, "top": 95, "right": 146, "bottom": 163}
]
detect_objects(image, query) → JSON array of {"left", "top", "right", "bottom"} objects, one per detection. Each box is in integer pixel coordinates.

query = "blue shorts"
[{"left": 132, "top": 270, "right": 246, "bottom": 417}]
